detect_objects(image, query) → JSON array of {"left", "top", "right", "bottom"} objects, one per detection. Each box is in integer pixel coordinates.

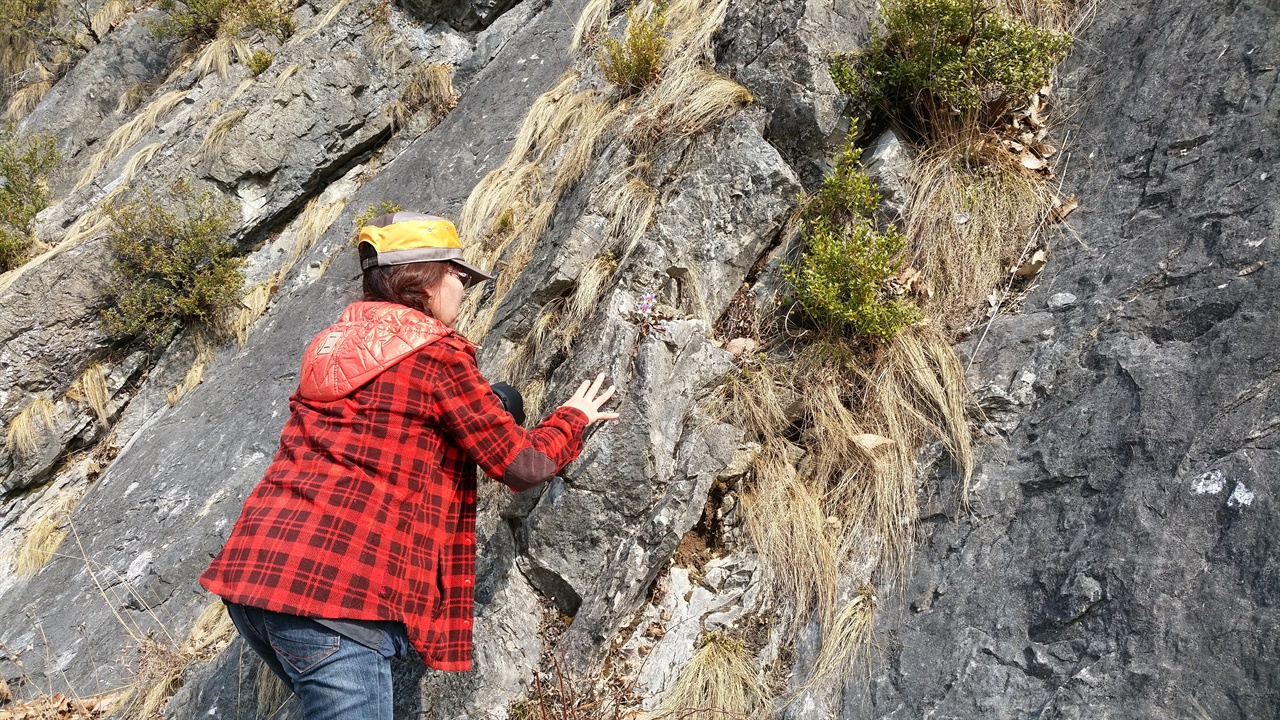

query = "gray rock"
[
  {"left": 862, "top": 129, "right": 911, "bottom": 226},
  {"left": 1047, "top": 291, "right": 1078, "bottom": 310},
  {"left": 854, "top": 1, "right": 1280, "bottom": 718}
]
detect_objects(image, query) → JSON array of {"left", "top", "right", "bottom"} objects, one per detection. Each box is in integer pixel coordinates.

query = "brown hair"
[{"left": 360, "top": 243, "right": 448, "bottom": 315}]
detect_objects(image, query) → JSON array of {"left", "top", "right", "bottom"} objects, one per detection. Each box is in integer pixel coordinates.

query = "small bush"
[
  {"left": 831, "top": 0, "right": 1071, "bottom": 139},
  {"left": 104, "top": 180, "right": 245, "bottom": 348},
  {"left": 785, "top": 139, "right": 918, "bottom": 342},
  {"left": 597, "top": 4, "right": 666, "bottom": 93},
  {"left": 246, "top": 48, "right": 273, "bottom": 75},
  {"left": 152, "top": 0, "right": 294, "bottom": 42},
  {"left": 0, "top": 122, "right": 59, "bottom": 272},
  {"left": 151, "top": 0, "right": 231, "bottom": 40}
]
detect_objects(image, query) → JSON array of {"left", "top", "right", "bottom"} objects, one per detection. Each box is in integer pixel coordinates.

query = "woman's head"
[{"left": 357, "top": 212, "right": 492, "bottom": 327}]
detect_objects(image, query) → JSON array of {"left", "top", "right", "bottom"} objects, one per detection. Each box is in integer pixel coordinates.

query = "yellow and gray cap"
[{"left": 357, "top": 212, "right": 494, "bottom": 287}]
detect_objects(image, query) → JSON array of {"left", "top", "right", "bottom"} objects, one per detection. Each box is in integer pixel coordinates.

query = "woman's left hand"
[{"left": 560, "top": 372, "right": 621, "bottom": 425}]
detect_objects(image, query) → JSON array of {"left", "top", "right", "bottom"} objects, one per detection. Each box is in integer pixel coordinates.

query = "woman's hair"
[{"left": 359, "top": 243, "right": 448, "bottom": 315}]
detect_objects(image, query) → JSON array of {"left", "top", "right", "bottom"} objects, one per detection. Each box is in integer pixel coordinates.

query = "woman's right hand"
[{"left": 560, "top": 372, "right": 621, "bottom": 425}]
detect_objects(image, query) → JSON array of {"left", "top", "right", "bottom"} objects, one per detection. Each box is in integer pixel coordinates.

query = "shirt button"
[
  {"left": 379, "top": 586, "right": 391, "bottom": 598},
  {"left": 463, "top": 578, "right": 472, "bottom": 586},
  {"left": 463, "top": 536, "right": 474, "bottom": 546},
  {"left": 464, "top": 494, "right": 475, "bottom": 503}
]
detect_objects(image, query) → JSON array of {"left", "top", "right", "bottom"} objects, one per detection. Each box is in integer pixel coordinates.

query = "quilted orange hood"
[{"left": 298, "top": 301, "right": 453, "bottom": 401}]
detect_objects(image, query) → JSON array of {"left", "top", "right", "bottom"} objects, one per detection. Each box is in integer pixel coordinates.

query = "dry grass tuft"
[
  {"left": 256, "top": 665, "right": 291, "bottom": 720},
  {"left": 5, "top": 397, "right": 57, "bottom": 458},
  {"left": 659, "top": 633, "right": 769, "bottom": 720},
  {"left": 199, "top": 107, "right": 248, "bottom": 157},
  {"left": 743, "top": 439, "right": 838, "bottom": 632},
  {"left": 296, "top": 0, "right": 350, "bottom": 41},
  {"left": 76, "top": 89, "right": 189, "bottom": 191},
  {"left": 598, "top": 165, "right": 658, "bottom": 261},
  {"left": 121, "top": 141, "right": 165, "bottom": 183},
  {"left": 228, "top": 77, "right": 255, "bottom": 102},
  {"left": 287, "top": 196, "right": 346, "bottom": 268},
  {"left": 232, "top": 278, "right": 278, "bottom": 347},
  {"left": 4, "top": 79, "right": 52, "bottom": 121},
  {"left": 803, "top": 588, "right": 877, "bottom": 692},
  {"left": 132, "top": 600, "right": 235, "bottom": 720},
  {"left": 91, "top": 0, "right": 135, "bottom": 38},
  {"left": 167, "top": 343, "right": 216, "bottom": 406},
  {"left": 68, "top": 363, "right": 112, "bottom": 427},
  {"left": 570, "top": 0, "right": 611, "bottom": 52},
  {"left": 116, "top": 82, "right": 153, "bottom": 115},
  {"left": 275, "top": 62, "right": 301, "bottom": 89},
  {"left": 194, "top": 36, "right": 251, "bottom": 79},
  {"left": 904, "top": 143, "right": 1054, "bottom": 332},
  {"left": 15, "top": 492, "right": 76, "bottom": 577},
  {"left": 391, "top": 63, "right": 458, "bottom": 129}
]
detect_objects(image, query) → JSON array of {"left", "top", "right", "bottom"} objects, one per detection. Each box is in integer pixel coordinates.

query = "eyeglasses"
[{"left": 447, "top": 266, "right": 471, "bottom": 285}]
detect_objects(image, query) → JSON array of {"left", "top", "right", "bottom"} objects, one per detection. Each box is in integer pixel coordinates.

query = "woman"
[{"left": 200, "top": 211, "right": 618, "bottom": 720}]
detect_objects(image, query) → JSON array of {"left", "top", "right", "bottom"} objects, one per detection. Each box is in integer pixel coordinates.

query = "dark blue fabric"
[{"left": 224, "top": 601, "right": 393, "bottom": 720}]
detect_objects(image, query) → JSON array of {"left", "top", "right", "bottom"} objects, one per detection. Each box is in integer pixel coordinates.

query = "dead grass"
[
  {"left": 115, "top": 82, "right": 152, "bottom": 115},
  {"left": 15, "top": 492, "right": 76, "bottom": 577},
  {"left": 391, "top": 63, "right": 458, "bottom": 129},
  {"left": 120, "top": 142, "right": 165, "bottom": 183},
  {"left": 199, "top": 107, "right": 248, "bottom": 157},
  {"left": 275, "top": 62, "right": 301, "bottom": 88},
  {"left": 167, "top": 343, "right": 215, "bottom": 406},
  {"left": 904, "top": 143, "right": 1055, "bottom": 333},
  {"left": 132, "top": 600, "right": 236, "bottom": 720},
  {"left": 232, "top": 278, "right": 277, "bottom": 347},
  {"left": 75, "top": 89, "right": 190, "bottom": 191},
  {"left": 194, "top": 36, "right": 251, "bottom": 79},
  {"left": 658, "top": 634, "right": 769, "bottom": 720},
  {"left": 296, "top": 0, "right": 350, "bottom": 41},
  {"left": 570, "top": 0, "right": 611, "bottom": 52},
  {"left": 67, "top": 363, "right": 111, "bottom": 427},
  {"left": 4, "top": 78, "right": 52, "bottom": 121},
  {"left": 255, "top": 665, "right": 290, "bottom": 720},
  {"left": 5, "top": 397, "right": 57, "bottom": 458},
  {"left": 91, "top": 0, "right": 136, "bottom": 38},
  {"left": 802, "top": 588, "right": 876, "bottom": 693}
]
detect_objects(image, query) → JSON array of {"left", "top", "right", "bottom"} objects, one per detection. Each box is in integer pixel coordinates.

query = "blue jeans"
[{"left": 225, "top": 603, "right": 392, "bottom": 720}]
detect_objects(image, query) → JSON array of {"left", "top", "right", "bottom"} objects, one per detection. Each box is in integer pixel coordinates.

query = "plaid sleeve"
[{"left": 424, "top": 341, "right": 588, "bottom": 490}]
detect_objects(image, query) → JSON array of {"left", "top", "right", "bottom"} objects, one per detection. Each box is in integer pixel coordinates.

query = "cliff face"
[
  {"left": 0, "top": 0, "right": 1276, "bottom": 719},
  {"left": 855, "top": 1, "right": 1280, "bottom": 717}
]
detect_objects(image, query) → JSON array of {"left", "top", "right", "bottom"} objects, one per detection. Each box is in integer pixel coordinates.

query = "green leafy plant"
[
  {"left": 597, "top": 4, "right": 666, "bottom": 93},
  {"left": 785, "top": 139, "right": 918, "bottom": 342},
  {"left": 246, "top": 48, "right": 273, "bottom": 75},
  {"left": 831, "top": 0, "right": 1071, "bottom": 139},
  {"left": 0, "top": 122, "right": 59, "bottom": 272},
  {"left": 104, "top": 180, "right": 245, "bottom": 348},
  {"left": 152, "top": 0, "right": 293, "bottom": 41}
]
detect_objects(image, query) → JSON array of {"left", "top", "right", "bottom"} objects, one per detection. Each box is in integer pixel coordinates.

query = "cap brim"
[{"left": 451, "top": 259, "right": 495, "bottom": 288}]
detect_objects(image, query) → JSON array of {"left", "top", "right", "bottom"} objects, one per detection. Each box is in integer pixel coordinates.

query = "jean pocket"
[{"left": 264, "top": 614, "right": 341, "bottom": 675}]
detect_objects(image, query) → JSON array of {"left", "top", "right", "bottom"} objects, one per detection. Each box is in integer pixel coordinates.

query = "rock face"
[
  {"left": 1, "top": 0, "right": 1278, "bottom": 717},
  {"left": 852, "top": 1, "right": 1280, "bottom": 718}
]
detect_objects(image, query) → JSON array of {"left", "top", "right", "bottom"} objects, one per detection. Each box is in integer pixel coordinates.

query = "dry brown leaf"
[
  {"left": 1051, "top": 195, "right": 1080, "bottom": 223},
  {"left": 1238, "top": 260, "right": 1266, "bottom": 276},
  {"left": 1033, "top": 142, "right": 1056, "bottom": 158},
  {"left": 1020, "top": 153, "right": 1047, "bottom": 171},
  {"left": 852, "top": 434, "right": 894, "bottom": 451},
  {"left": 1014, "top": 249, "right": 1048, "bottom": 278}
]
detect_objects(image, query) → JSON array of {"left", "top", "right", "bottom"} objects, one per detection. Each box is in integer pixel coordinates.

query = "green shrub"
[
  {"left": 785, "top": 139, "right": 918, "bottom": 342},
  {"left": 0, "top": 122, "right": 59, "bottom": 272},
  {"left": 597, "top": 4, "right": 666, "bottom": 93},
  {"left": 246, "top": 48, "right": 273, "bottom": 75},
  {"left": 152, "top": 0, "right": 294, "bottom": 42},
  {"left": 104, "top": 181, "right": 245, "bottom": 348},
  {"left": 151, "top": 0, "right": 231, "bottom": 40},
  {"left": 831, "top": 0, "right": 1071, "bottom": 139}
]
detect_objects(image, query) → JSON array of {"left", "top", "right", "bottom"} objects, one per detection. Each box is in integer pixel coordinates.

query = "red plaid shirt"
[{"left": 200, "top": 302, "right": 587, "bottom": 671}]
